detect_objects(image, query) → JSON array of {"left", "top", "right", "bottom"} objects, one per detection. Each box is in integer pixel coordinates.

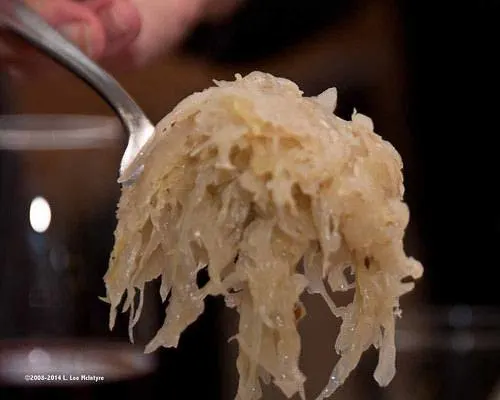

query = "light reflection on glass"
[{"left": 29, "top": 196, "right": 51, "bottom": 234}]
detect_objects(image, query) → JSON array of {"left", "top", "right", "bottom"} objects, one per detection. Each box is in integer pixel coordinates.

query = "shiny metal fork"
[{"left": 0, "top": 0, "right": 155, "bottom": 184}]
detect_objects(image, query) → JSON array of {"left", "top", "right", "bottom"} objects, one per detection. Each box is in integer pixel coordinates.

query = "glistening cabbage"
[{"left": 103, "top": 72, "right": 423, "bottom": 400}]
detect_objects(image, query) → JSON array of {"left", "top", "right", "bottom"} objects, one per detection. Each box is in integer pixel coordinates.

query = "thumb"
[{"left": 85, "top": 0, "right": 141, "bottom": 58}]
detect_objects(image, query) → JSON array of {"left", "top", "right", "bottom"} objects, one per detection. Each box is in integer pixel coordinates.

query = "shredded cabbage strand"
[{"left": 103, "top": 72, "right": 423, "bottom": 400}]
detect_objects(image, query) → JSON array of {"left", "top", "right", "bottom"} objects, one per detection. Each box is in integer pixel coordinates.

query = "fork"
[{"left": 0, "top": 0, "right": 155, "bottom": 185}]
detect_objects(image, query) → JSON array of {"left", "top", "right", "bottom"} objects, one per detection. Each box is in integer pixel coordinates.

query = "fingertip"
[{"left": 96, "top": 0, "right": 141, "bottom": 56}]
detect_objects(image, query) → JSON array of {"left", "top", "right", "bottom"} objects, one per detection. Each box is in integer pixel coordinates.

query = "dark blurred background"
[{"left": 1, "top": 0, "right": 499, "bottom": 399}]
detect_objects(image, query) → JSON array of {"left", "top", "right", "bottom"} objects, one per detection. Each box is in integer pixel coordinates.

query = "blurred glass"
[
  {"left": 388, "top": 305, "right": 500, "bottom": 400},
  {"left": 254, "top": 296, "right": 500, "bottom": 400},
  {"left": 0, "top": 115, "right": 158, "bottom": 396},
  {"left": 309, "top": 305, "right": 500, "bottom": 400}
]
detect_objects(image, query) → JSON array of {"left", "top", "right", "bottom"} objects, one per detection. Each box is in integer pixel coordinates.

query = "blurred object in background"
[
  {"left": 254, "top": 300, "right": 500, "bottom": 400},
  {"left": 0, "top": 115, "right": 159, "bottom": 398},
  {"left": 185, "top": 0, "right": 360, "bottom": 63},
  {"left": 0, "top": 75, "right": 9, "bottom": 113},
  {"left": 400, "top": 0, "right": 499, "bottom": 306}
]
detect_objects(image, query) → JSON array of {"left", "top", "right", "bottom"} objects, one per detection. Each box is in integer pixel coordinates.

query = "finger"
[
  {"left": 0, "top": 0, "right": 108, "bottom": 79},
  {"left": 24, "top": 0, "right": 107, "bottom": 59},
  {"left": 86, "top": 0, "right": 141, "bottom": 57}
]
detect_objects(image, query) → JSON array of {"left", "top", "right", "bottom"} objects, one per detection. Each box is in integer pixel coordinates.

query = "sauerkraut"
[{"left": 103, "top": 72, "right": 423, "bottom": 400}]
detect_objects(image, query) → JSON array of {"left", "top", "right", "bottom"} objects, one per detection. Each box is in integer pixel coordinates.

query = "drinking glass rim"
[
  {"left": 0, "top": 338, "right": 158, "bottom": 384},
  {"left": 0, "top": 114, "right": 123, "bottom": 150}
]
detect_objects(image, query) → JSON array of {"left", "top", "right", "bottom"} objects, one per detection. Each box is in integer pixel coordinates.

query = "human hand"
[
  {"left": 0, "top": 0, "right": 240, "bottom": 74},
  {"left": 0, "top": 0, "right": 140, "bottom": 75}
]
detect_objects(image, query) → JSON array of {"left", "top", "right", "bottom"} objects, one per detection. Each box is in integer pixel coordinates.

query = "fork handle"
[{"left": 0, "top": 0, "right": 154, "bottom": 167}]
